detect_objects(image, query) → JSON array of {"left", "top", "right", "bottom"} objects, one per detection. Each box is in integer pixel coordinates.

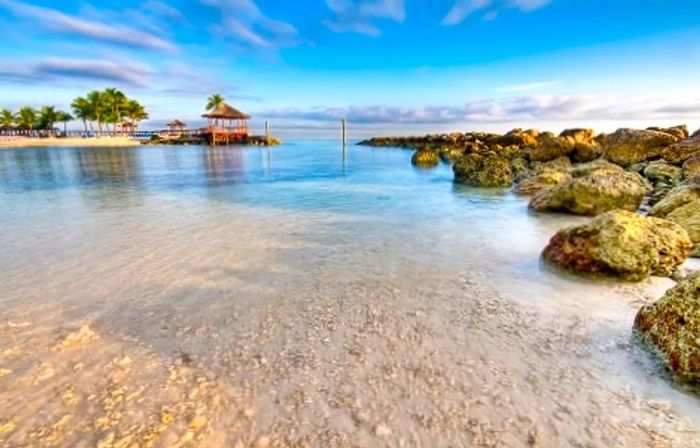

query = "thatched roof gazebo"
[
  {"left": 202, "top": 103, "right": 250, "bottom": 134},
  {"left": 167, "top": 119, "right": 187, "bottom": 131}
]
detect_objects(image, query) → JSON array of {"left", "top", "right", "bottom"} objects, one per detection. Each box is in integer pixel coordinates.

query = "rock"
[
  {"left": 569, "top": 159, "right": 623, "bottom": 178},
  {"left": 542, "top": 210, "right": 692, "bottom": 281},
  {"left": 491, "top": 128, "right": 540, "bottom": 148},
  {"left": 643, "top": 161, "right": 682, "bottom": 185},
  {"left": 634, "top": 271, "right": 700, "bottom": 384},
  {"left": 453, "top": 153, "right": 513, "bottom": 187},
  {"left": 692, "top": 128, "right": 700, "bottom": 139},
  {"left": 439, "top": 147, "right": 465, "bottom": 163},
  {"left": 683, "top": 157, "right": 700, "bottom": 179},
  {"left": 559, "top": 128, "right": 602, "bottom": 163},
  {"left": 560, "top": 128, "right": 596, "bottom": 142},
  {"left": 411, "top": 149, "right": 440, "bottom": 167},
  {"left": 661, "top": 139, "right": 700, "bottom": 164},
  {"left": 514, "top": 171, "right": 571, "bottom": 196},
  {"left": 529, "top": 169, "right": 648, "bottom": 216},
  {"left": 514, "top": 157, "right": 572, "bottom": 196},
  {"left": 528, "top": 133, "right": 575, "bottom": 162},
  {"left": 510, "top": 157, "right": 529, "bottom": 178},
  {"left": 647, "top": 125, "right": 689, "bottom": 141},
  {"left": 650, "top": 185, "right": 700, "bottom": 255},
  {"left": 602, "top": 128, "right": 678, "bottom": 167}
]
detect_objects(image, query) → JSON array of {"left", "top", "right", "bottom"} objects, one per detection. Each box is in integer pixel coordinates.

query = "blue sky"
[{"left": 1, "top": 0, "right": 700, "bottom": 137}]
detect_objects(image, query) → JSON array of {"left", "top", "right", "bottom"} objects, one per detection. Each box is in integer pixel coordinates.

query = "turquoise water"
[{"left": 1, "top": 141, "right": 699, "bottom": 445}]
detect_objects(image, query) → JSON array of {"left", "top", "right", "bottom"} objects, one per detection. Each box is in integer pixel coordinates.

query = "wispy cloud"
[
  {"left": 498, "top": 81, "right": 559, "bottom": 92},
  {"left": 258, "top": 94, "right": 700, "bottom": 125},
  {"left": 0, "top": 57, "right": 155, "bottom": 87},
  {"left": 201, "top": 0, "right": 300, "bottom": 50},
  {"left": 443, "top": 0, "right": 552, "bottom": 25},
  {"left": 324, "top": 0, "right": 405, "bottom": 37},
  {"left": 0, "top": 0, "right": 178, "bottom": 51}
]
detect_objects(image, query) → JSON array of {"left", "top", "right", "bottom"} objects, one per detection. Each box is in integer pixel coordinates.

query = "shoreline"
[{"left": 0, "top": 136, "right": 141, "bottom": 148}]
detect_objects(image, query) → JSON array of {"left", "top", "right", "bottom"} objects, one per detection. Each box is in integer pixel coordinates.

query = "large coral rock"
[
  {"left": 602, "top": 128, "right": 678, "bottom": 167},
  {"left": 542, "top": 211, "right": 692, "bottom": 281},
  {"left": 514, "top": 157, "right": 571, "bottom": 196},
  {"left": 650, "top": 185, "right": 700, "bottom": 255},
  {"left": 411, "top": 149, "right": 439, "bottom": 167},
  {"left": 453, "top": 153, "right": 513, "bottom": 187},
  {"left": 569, "top": 159, "right": 623, "bottom": 177},
  {"left": 643, "top": 161, "right": 682, "bottom": 185},
  {"left": 647, "top": 125, "right": 689, "bottom": 141},
  {"left": 529, "top": 167, "right": 648, "bottom": 216},
  {"left": 634, "top": 272, "right": 700, "bottom": 384},
  {"left": 560, "top": 128, "right": 602, "bottom": 163},
  {"left": 683, "top": 157, "right": 700, "bottom": 179},
  {"left": 490, "top": 128, "right": 540, "bottom": 148},
  {"left": 661, "top": 139, "right": 700, "bottom": 164},
  {"left": 528, "top": 133, "right": 575, "bottom": 162}
]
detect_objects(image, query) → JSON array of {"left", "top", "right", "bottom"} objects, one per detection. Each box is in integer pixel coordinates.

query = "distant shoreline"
[{"left": 0, "top": 136, "right": 141, "bottom": 148}]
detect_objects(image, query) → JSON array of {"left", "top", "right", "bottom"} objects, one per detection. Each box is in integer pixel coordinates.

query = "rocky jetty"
[
  {"left": 542, "top": 211, "right": 692, "bottom": 281},
  {"left": 634, "top": 272, "right": 700, "bottom": 384}
]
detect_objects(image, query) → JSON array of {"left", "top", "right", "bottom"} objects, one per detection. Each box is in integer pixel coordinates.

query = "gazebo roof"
[
  {"left": 167, "top": 119, "right": 187, "bottom": 128},
  {"left": 202, "top": 103, "right": 250, "bottom": 120}
]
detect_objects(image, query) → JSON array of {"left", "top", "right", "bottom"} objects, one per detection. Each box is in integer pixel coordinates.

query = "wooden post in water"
[
  {"left": 265, "top": 121, "right": 271, "bottom": 145},
  {"left": 341, "top": 118, "right": 347, "bottom": 145}
]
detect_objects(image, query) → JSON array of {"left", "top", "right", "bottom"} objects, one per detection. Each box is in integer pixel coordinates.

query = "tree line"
[{"left": 0, "top": 88, "right": 149, "bottom": 135}]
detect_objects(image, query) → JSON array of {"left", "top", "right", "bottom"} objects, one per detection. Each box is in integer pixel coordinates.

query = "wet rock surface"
[
  {"left": 601, "top": 129, "right": 678, "bottom": 167},
  {"left": 529, "top": 168, "right": 648, "bottom": 216},
  {"left": 635, "top": 272, "right": 700, "bottom": 385},
  {"left": 453, "top": 153, "right": 513, "bottom": 187},
  {"left": 542, "top": 210, "right": 692, "bottom": 281}
]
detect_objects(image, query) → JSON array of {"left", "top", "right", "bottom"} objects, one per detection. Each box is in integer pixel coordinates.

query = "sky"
[{"left": 1, "top": 0, "right": 700, "bottom": 137}]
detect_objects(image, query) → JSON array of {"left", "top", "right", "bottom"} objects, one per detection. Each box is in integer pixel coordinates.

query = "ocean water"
[{"left": 0, "top": 141, "right": 698, "bottom": 446}]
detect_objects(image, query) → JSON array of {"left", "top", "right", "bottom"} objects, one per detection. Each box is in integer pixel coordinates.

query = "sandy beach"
[{"left": 0, "top": 137, "right": 141, "bottom": 148}]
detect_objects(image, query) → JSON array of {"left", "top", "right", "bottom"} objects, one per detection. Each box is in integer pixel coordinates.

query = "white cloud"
[
  {"left": 324, "top": 0, "right": 406, "bottom": 37},
  {"left": 443, "top": 0, "right": 552, "bottom": 25},
  {"left": 201, "top": 0, "right": 300, "bottom": 50},
  {"left": 257, "top": 94, "right": 700, "bottom": 125},
  {"left": 0, "top": 0, "right": 178, "bottom": 51}
]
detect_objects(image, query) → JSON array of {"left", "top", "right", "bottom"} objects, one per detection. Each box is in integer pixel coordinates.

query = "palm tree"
[
  {"left": 124, "top": 100, "right": 149, "bottom": 133},
  {"left": 86, "top": 90, "right": 105, "bottom": 133},
  {"left": 1, "top": 109, "right": 14, "bottom": 129},
  {"left": 39, "top": 106, "right": 60, "bottom": 135},
  {"left": 103, "top": 87, "right": 128, "bottom": 133},
  {"left": 16, "top": 106, "right": 37, "bottom": 132},
  {"left": 56, "top": 111, "right": 73, "bottom": 136},
  {"left": 71, "top": 97, "right": 91, "bottom": 133},
  {"left": 206, "top": 94, "right": 225, "bottom": 111}
]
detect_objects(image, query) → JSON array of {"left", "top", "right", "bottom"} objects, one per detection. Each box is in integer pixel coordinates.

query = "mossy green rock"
[
  {"left": 514, "top": 171, "right": 571, "bottom": 196},
  {"left": 661, "top": 139, "right": 700, "bottom": 164},
  {"left": 569, "top": 159, "right": 623, "bottom": 177},
  {"left": 643, "top": 161, "right": 682, "bottom": 185},
  {"left": 634, "top": 271, "right": 700, "bottom": 384},
  {"left": 411, "top": 149, "right": 440, "bottom": 167},
  {"left": 650, "top": 185, "right": 700, "bottom": 255},
  {"left": 529, "top": 169, "right": 648, "bottom": 216},
  {"left": 543, "top": 210, "right": 692, "bottom": 281},
  {"left": 602, "top": 128, "right": 677, "bottom": 167},
  {"left": 453, "top": 153, "right": 513, "bottom": 187}
]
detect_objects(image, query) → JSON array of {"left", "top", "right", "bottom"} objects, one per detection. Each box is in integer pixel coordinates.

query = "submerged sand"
[
  {"left": 0, "top": 155, "right": 699, "bottom": 447},
  {"left": 0, "top": 137, "right": 140, "bottom": 148}
]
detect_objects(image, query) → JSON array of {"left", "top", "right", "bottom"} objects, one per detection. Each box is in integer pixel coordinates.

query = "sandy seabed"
[{"left": 1, "top": 175, "right": 699, "bottom": 447}]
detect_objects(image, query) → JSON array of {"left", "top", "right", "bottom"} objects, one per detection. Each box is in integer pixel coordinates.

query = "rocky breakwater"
[{"left": 362, "top": 124, "right": 700, "bottom": 390}]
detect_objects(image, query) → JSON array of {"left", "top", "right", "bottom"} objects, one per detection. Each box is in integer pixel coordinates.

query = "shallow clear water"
[{"left": 1, "top": 141, "right": 698, "bottom": 446}]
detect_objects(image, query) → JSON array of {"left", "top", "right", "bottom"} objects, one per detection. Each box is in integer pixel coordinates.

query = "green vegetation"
[
  {"left": 206, "top": 93, "right": 225, "bottom": 111},
  {"left": 1, "top": 88, "right": 146, "bottom": 136},
  {"left": 71, "top": 88, "right": 149, "bottom": 133}
]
